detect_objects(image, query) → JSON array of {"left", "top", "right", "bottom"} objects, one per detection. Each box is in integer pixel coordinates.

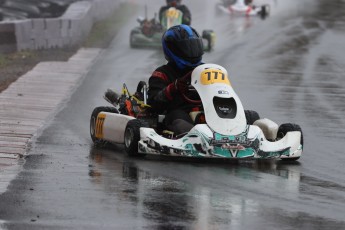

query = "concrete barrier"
[
  {"left": 0, "top": 0, "right": 122, "bottom": 53},
  {"left": 0, "top": 22, "right": 16, "bottom": 53}
]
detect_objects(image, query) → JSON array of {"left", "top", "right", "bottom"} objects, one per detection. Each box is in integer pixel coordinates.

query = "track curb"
[{"left": 0, "top": 48, "right": 102, "bottom": 160}]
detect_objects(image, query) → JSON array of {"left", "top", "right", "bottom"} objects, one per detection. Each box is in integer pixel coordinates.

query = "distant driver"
[{"left": 159, "top": 0, "right": 191, "bottom": 25}]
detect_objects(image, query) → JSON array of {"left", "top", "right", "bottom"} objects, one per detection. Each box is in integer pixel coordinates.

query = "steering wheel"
[{"left": 179, "top": 71, "right": 202, "bottom": 105}]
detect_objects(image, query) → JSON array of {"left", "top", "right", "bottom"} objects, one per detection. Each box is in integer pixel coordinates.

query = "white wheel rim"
[
  {"left": 125, "top": 128, "right": 134, "bottom": 148},
  {"left": 90, "top": 117, "right": 96, "bottom": 136}
]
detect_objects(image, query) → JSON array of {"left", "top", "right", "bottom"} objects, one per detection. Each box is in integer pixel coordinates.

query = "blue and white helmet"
[{"left": 162, "top": 24, "right": 204, "bottom": 69}]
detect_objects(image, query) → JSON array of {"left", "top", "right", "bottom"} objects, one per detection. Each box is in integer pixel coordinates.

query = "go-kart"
[
  {"left": 90, "top": 63, "right": 303, "bottom": 161},
  {"left": 129, "top": 6, "right": 215, "bottom": 52},
  {"left": 216, "top": 0, "right": 270, "bottom": 19}
]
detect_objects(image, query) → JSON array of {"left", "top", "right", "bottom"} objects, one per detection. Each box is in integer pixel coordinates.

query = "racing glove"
[
  {"left": 174, "top": 78, "right": 189, "bottom": 93},
  {"left": 164, "top": 78, "right": 189, "bottom": 100}
]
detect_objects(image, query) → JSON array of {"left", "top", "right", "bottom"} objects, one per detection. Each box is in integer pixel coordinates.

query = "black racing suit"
[
  {"left": 159, "top": 4, "right": 191, "bottom": 25},
  {"left": 148, "top": 62, "right": 201, "bottom": 135}
]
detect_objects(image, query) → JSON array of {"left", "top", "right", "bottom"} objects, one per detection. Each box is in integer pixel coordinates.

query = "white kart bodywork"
[
  {"left": 97, "top": 113, "right": 134, "bottom": 144},
  {"left": 217, "top": 0, "right": 270, "bottom": 17},
  {"left": 94, "top": 64, "right": 302, "bottom": 160}
]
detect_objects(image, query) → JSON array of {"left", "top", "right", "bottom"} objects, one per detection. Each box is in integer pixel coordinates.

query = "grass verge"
[
  {"left": 84, "top": 2, "right": 138, "bottom": 48},
  {"left": 0, "top": 2, "right": 138, "bottom": 93}
]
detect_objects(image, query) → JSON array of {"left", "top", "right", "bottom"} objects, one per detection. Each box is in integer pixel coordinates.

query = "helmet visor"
[{"left": 167, "top": 38, "right": 204, "bottom": 63}]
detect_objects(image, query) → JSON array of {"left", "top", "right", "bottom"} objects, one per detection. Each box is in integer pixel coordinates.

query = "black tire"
[
  {"left": 130, "top": 30, "right": 139, "bottom": 48},
  {"left": 90, "top": 106, "right": 119, "bottom": 147},
  {"left": 260, "top": 5, "right": 270, "bottom": 19},
  {"left": 136, "top": 81, "right": 147, "bottom": 93},
  {"left": 202, "top": 30, "right": 213, "bottom": 51},
  {"left": 244, "top": 110, "right": 260, "bottom": 125},
  {"left": 202, "top": 30, "right": 212, "bottom": 37},
  {"left": 277, "top": 123, "right": 303, "bottom": 161},
  {"left": 124, "top": 119, "right": 147, "bottom": 156}
]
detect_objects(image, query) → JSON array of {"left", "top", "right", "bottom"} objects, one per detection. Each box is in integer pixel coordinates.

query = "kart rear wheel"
[
  {"left": 90, "top": 106, "right": 119, "bottom": 147},
  {"left": 202, "top": 30, "right": 214, "bottom": 51},
  {"left": 124, "top": 119, "right": 146, "bottom": 156},
  {"left": 260, "top": 4, "right": 270, "bottom": 19},
  {"left": 130, "top": 30, "right": 139, "bottom": 48},
  {"left": 277, "top": 123, "right": 303, "bottom": 161},
  {"left": 244, "top": 110, "right": 260, "bottom": 125}
]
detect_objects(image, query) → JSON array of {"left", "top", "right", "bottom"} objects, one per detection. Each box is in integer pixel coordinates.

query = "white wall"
[{"left": 0, "top": 0, "right": 122, "bottom": 52}]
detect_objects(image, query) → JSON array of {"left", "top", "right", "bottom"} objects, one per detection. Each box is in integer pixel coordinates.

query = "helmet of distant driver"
[{"left": 166, "top": 0, "right": 178, "bottom": 7}]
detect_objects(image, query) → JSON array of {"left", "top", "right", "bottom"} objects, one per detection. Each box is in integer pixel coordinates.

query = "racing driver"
[
  {"left": 159, "top": 0, "right": 192, "bottom": 25},
  {"left": 147, "top": 24, "right": 204, "bottom": 136}
]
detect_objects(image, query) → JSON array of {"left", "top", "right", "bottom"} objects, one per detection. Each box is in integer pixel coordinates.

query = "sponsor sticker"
[{"left": 95, "top": 113, "right": 106, "bottom": 139}]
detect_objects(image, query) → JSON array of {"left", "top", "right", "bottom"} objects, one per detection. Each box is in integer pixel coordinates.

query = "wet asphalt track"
[{"left": 1, "top": 0, "right": 345, "bottom": 229}]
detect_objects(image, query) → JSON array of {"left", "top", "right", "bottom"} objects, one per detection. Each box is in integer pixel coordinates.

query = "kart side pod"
[{"left": 99, "top": 112, "right": 135, "bottom": 144}]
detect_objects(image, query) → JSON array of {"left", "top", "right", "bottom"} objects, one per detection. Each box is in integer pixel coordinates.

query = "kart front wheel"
[
  {"left": 277, "top": 123, "right": 303, "bottom": 161},
  {"left": 90, "top": 106, "right": 118, "bottom": 147},
  {"left": 244, "top": 110, "right": 260, "bottom": 125},
  {"left": 124, "top": 119, "right": 146, "bottom": 156}
]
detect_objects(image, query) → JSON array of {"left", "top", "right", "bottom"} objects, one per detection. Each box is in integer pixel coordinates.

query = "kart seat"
[{"left": 135, "top": 81, "right": 149, "bottom": 105}]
